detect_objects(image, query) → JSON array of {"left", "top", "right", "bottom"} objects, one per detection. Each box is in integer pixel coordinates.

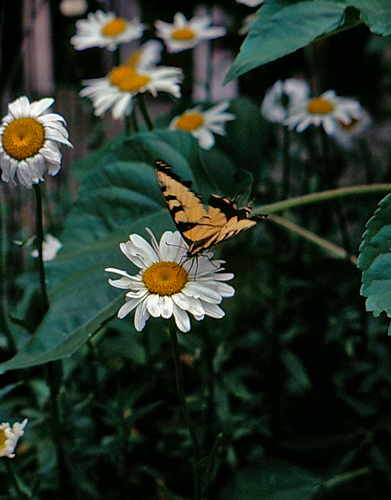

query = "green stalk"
[
  {"left": 136, "top": 93, "right": 154, "bottom": 131},
  {"left": 169, "top": 325, "right": 202, "bottom": 500},
  {"left": 0, "top": 187, "right": 17, "bottom": 354},
  {"left": 255, "top": 184, "right": 391, "bottom": 215},
  {"left": 5, "top": 459, "right": 32, "bottom": 499},
  {"left": 32, "top": 184, "right": 49, "bottom": 313}
]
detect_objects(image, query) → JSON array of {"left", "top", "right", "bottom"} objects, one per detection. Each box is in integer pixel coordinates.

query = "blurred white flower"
[
  {"left": 332, "top": 107, "right": 372, "bottom": 149},
  {"left": 261, "top": 79, "right": 311, "bottom": 124},
  {"left": 0, "top": 96, "right": 72, "bottom": 189},
  {"left": 169, "top": 101, "right": 235, "bottom": 150},
  {"left": 31, "top": 234, "right": 63, "bottom": 262},
  {"left": 155, "top": 12, "right": 226, "bottom": 53},
  {"left": 236, "top": 0, "right": 264, "bottom": 5},
  {"left": 80, "top": 61, "right": 183, "bottom": 119},
  {"left": 106, "top": 229, "right": 235, "bottom": 333},
  {"left": 71, "top": 10, "right": 145, "bottom": 51},
  {"left": 0, "top": 419, "right": 28, "bottom": 458},
  {"left": 60, "top": 0, "right": 87, "bottom": 17},
  {"left": 126, "top": 40, "right": 163, "bottom": 72},
  {"left": 285, "top": 90, "right": 363, "bottom": 135}
]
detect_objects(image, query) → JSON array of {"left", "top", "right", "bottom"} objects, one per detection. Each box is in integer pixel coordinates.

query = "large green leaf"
[
  {"left": 0, "top": 129, "right": 245, "bottom": 373},
  {"left": 219, "top": 458, "right": 319, "bottom": 500},
  {"left": 358, "top": 192, "right": 391, "bottom": 333},
  {"left": 225, "top": 0, "right": 391, "bottom": 82},
  {"left": 225, "top": 1, "right": 347, "bottom": 82}
]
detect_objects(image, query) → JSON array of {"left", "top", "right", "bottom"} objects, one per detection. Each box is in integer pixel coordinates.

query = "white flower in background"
[
  {"left": 0, "top": 96, "right": 73, "bottom": 189},
  {"left": 31, "top": 234, "right": 63, "bottom": 262},
  {"left": 285, "top": 90, "right": 363, "bottom": 135},
  {"left": 80, "top": 63, "right": 183, "bottom": 119},
  {"left": 155, "top": 12, "right": 226, "bottom": 53},
  {"left": 0, "top": 419, "right": 28, "bottom": 458},
  {"left": 70, "top": 10, "right": 145, "bottom": 51},
  {"left": 60, "top": 0, "right": 87, "bottom": 17},
  {"left": 236, "top": 0, "right": 264, "bottom": 6},
  {"left": 105, "top": 229, "right": 235, "bottom": 333},
  {"left": 126, "top": 40, "right": 163, "bottom": 72},
  {"left": 261, "top": 79, "right": 311, "bottom": 124},
  {"left": 239, "top": 13, "right": 257, "bottom": 35},
  {"left": 169, "top": 101, "right": 235, "bottom": 150},
  {"left": 333, "top": 107, "right": 371, "bottom": 149}
]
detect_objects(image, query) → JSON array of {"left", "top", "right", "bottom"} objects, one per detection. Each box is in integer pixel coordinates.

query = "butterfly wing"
[{"left": 155, "top": 160, "right": 267, "bottom": 257}]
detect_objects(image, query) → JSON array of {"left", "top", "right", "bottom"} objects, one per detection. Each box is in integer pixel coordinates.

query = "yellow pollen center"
[
  {"left": 176, "top": 113, "right": 204, "bottom": 131},
  {"left": 109, "top": 66, "right": 151, "bottom": 92},
  {"left": 172, "top": 28, "right": 195, "bottom": 40},
  {"left": 142, "top": 261, "right": 188, "bottom": 296},
  {"left": 307, "top": 98, "right": 335, "bottom": 115},
  {"left": 0, "top": 429, "right": 7, "bottom": 452},
  {"left": 2, "top": 118, "right": 45, "bottom": 160},
  {"left": 101, "top": 18, "right": 127, "bottom": 37}
]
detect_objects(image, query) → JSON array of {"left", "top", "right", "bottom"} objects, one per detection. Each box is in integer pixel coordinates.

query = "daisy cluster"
[{"left": 261, "top": 78, "right": 370, "bottom": 146}]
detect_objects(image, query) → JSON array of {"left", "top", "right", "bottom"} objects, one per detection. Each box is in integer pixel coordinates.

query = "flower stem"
[
  {"left": 168, "top": 325, "right": 202, "bottom": 500},
  {"left": 281, "top": 127, "right": 291, "bottom": 198},
  {"left": 32, "top": 184, "right": 49, "bottom": 313},
  {"left": 5, "top": 458, "right": 32, "bottom": 499},
  {"left": 124, "top": 116, "right": 131, "bottom": 136},
  {"left": 0, "top": 187, "right": 17, "bottom": 354},
  {"left": 255, "top": 184, "right": 391, "bottom": 215},
  {"left": 136, "top": 94, "right": 154, "bottom": 131}
]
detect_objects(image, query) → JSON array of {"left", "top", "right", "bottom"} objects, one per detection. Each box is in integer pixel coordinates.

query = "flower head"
[
  {"left": 261, "top": 79, "right": 311, "bottom": 124},
  {"left": 236, "top": 0, "right": 264, "bottom": 6},
  {"left": 0, "top": 96, "right": 72, "bottom": 189},
  {"left": 155, "top": 12, "right": 226, "bottom": 53},
  {"left": 126, "top": 40, "right": 163, "bottom": 72},
  {"left": 333, "top": 107, "right": 371, "bottom": 149},
  {"left": 0, "top": 419, "right": 28, "bottom": 458},
  {"left": 169, "top": 101, "right": 235, "bottom": 150},
  {"left": 31, "top": 234, "right": 63, "bottom": 261},
  {"left": 105, "top": 229, "right": 235, "bottom": 333},
  {"left": 71, "top": 10, "right": 145, "bottom": 51},
  {"left": 60, "top": 0, "right": 87, "bottom": 17},
  {"left": 80, "top": 61, "right": 182, "bottom": 119},
  {"left": 285, "top": 90, "right": 363, "bottom": 135}
]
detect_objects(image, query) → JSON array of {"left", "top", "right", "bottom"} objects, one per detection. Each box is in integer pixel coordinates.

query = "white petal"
[
  {"left": 160, "top": 296, "right": 173, "bottom": 319},
  {"left": 118, "top": 296, "right": 145, "bottom": 319},
  {"left": 184, "top": 281, "right": 222, "bottom": 304},
  {"left": 29, "top": 97, "right": 54, "bottom": 117},
  {"left": 201, "top": 301, "right": 225, "bottom": 319},
  {"left": 146, "top": 294, "right": 161, "bottom": 317},
  {"left": 134, "top": 299, "right": 149, "bottom": 331},
  {"left": 172, "top": 302, "right": 191, "bottom": 332}
]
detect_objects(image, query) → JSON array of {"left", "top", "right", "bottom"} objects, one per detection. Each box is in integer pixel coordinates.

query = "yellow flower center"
[
  {"left": 0, "top": 429, "right": 7, "bottom": 452},
  {"left": 176, "top": 113, "right": 204, "bottom": 131},
  {"left": 172, "top": 28, "right": 195, "bottom": 40},
  {"left": 101, "top": 18, "right": 127, "bottom": 37},
  {"left": 307, "top": 98, "right": 335, "bottom": 115},
  {"left": 142, "top": 261, "right": 188, "bottom": 296},
  {"left": 109, "top": 66, "right": 151, "bottom": 93},
  {"left": 2, "top": 118, "right": 45, "bottom": 160}
]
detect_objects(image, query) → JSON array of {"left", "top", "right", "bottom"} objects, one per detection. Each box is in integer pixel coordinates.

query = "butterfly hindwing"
[{"left": 155, "top": 160, "right": 267, "bottom": 257}]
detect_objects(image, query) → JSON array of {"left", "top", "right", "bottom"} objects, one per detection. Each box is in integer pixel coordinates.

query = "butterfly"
[{"left": 155, "top": 159, "right": 267, "bottom": 258}]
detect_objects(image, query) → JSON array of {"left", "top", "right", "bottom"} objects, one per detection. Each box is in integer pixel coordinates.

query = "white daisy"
[
  {"left": 70, "top": 10, "right": 145, "bottom": 51},
  {"left": 80, "top": 63, "right": 183, "bottom": 119},
  {"left": 0, "top": 96, "right": 73, "bottom": 189},
  {"left": 31, "top": 234, "right": 63, "bottom": 261},
  {"left": 0, "top": 419, "right": 28, "bottom": 458},
  {"left": 169, "top": 101, "right": 235, "bottom": 150},
  {"left": 332, "top": 107, "right": 371, "bottom": 149},
  {"left": 261, "top": 79, "right": 311, "bottom": 124},
  {"left": 105, "top": 229, "right": 235, "bottom": 333},
  {"left": 60, "top": 0, "right": 87, "bottom": 17},
  {"left": 236, "top": 0, "right": 264, "bottom": 6},
  {"left": 155, "top": 12, "right": 226, "bottom": 53},
  {"left": 125, "top": 40, "right": 163, "bottom": 72},
  {"left": 285, "top": 90, "right": 363, "bottom": 135}
]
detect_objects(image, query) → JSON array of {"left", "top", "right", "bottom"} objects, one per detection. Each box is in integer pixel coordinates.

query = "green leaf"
[
  {"left": 225, "top": 1, "right": 347, "bottom": 82},
  {"left": 358, "top": 192, "right": 391, "bottom": 331},
  {"left": 0, "top": 128, "right": 248, "bottom": 373},
  {"left": 348, "top": 0, "right": 391, "bottom": 35},
  {"left": 219, "top": 457, "right": 319, "bottom": 500}
]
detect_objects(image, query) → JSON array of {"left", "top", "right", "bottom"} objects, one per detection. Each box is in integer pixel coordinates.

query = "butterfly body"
[{"left": 155, "top": 159, "right": 267, "bottom": 258}]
